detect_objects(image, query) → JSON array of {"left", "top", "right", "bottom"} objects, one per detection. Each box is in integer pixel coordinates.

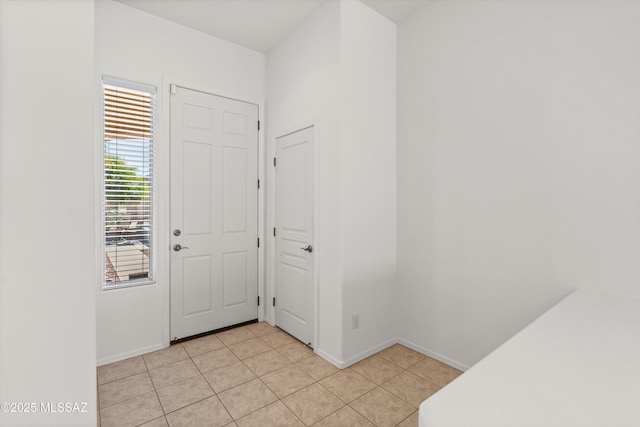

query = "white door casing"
[
  {"left": 275, "top": 126, "right": 314, "bottom": 346},
  {"left": 170, "top": 86, "right": 258, "bottom": 340}
]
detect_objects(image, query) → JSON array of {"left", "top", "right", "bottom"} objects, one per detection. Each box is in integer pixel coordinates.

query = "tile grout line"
[
  {"left": 198, "top": 327, "right": 294, "bottom": 423},
  {"left": 330, "top": 355, "right": 424, "bottom": 426},
  {"left": 160, "top": 343, "right": 234, "bottom": 424},
  {"left": 226, "top": 340, "right": 295, "bottom": 421},
  {"left": 141, "top": 349, "right": 167, "bottom": 427},
  {"left": 186, "top": 344, "right": 232, "bottom": 423},
  {"left": 98, "top": 361, "right": 160, "bottom": 424},
  {"left": 395, "top": 408, "right": 418, "bottom": 427},
  {"left": 99, "top": 326, "right": 450, "bottom": 427},
  {"left": 347, "top": 385, "right": 384, "bottom": 426},
  {"left": 278, "top": 384, "right": 319, "bottom": 426},
  {"left": 142, "top": 344, "right": 167, "bottom": 425},
  {"left": 379, "top": 367, "right": 431, "bottom": 409},
  {"left": 97, "top": 363, "right": 148, "bottom": 387},
  {"left": 216, "top": 328, "right": 320, "bottom": 424}
]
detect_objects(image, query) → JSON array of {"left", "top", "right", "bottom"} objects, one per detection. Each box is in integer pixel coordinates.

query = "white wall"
[
  {"left": 267, "top": 0, "right": 396, "bottom": 366},
  {"left": 95, "top": 0, "right": 265, "bottom": 364},
  {"left": 266, "top": 1, "right": 344, "bottom": 363},
  {"left": 0, "top": 1, "right": 97, "bottom": 425},
  {"left": 397, "top": 0, "right": 640, "bottom": 369},
  {"left": 340, "top": 0, "right": 397, "bottom": 364}
]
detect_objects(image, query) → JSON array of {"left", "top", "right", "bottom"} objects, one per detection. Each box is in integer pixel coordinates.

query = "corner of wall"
[
  {"left": 338, "top": 0, "right": 398, "bottom": 364},
  {"left": 266, "top": 0, "right": 344, "bottom": 363}
]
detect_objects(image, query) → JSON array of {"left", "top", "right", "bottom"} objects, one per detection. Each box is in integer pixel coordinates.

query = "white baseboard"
[
  {"left": 315, "top": 338, "right": 396, "bottom": 369},
  {"left": 315, "top": 348, "right": 344, "bottom": 369},
  {"left": 97, "top": 343, "right": 166, "bottom": 367},
  {"left": 397, "top": 337, "right": 469, "bottom": 372},
  {"left": 316, "top": 338, "right": 468, "bottom": 371},
  {"left": 97, "top": 335, "right": 469, "bottom": 375},
  {"left": 341, "top": 338, "right": 397, "bottom": 368}
]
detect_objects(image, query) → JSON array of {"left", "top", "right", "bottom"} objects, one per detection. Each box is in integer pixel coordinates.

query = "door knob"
[
  {"left": 300, "top": 245, "right": 313, "bottom": 253},
  {"left": 173, "top": 244, "right": 189, "bottom": 251}
]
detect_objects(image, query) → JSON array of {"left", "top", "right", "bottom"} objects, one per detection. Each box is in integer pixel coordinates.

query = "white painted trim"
[
  {"left": 315, "top": 336, "right": 469, "bottom": 371},
  {"left": 257, "top": 115, "right": 265, "bottom": 323},
  {"left": 315, "top": 348, "right": 344, "bottom": 369},
  {"left": 103, "top": 74, "right": 157, "bottom": 95},
  {"left": 161, "top": 76, "right": 265, "bottom": 343},
  {"left": 397, "top": 337, "right": 470, "bottom": 372},
  {"left": 158, "top": 76, "right": 171, "bottom": 348},
  {"left": 162, "top": 77, "right": 264, "bottom": 109},
  {"left": 269, "top": 119, "right": 321, "bottom": 352},
  {"left": 94, "top": 77, "right": 105, "bottom": 294},
  {"left": 316, "top": 338, "right": 395, "bottom": 369},
  {"left": 311, "top": 122, "right": 320, "bottom": 356},
  {"left": 341, "top": 338, "right": 397, "bottom": 368},
  {"left": 97, "top": 343, "right": 166, "bottom": 367}
]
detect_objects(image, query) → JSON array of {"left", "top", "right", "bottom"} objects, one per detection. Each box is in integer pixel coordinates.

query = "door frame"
[
  {"left": 268, "top": 121, "right": 320, "bottom": 351},
  {"left": 161, "top": 77, "right": 265, "bottom": 348}
]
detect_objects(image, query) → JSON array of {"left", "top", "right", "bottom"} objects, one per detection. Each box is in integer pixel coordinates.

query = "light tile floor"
[{"left": 97, "top": 323, "right": 463, "bottom": 427}]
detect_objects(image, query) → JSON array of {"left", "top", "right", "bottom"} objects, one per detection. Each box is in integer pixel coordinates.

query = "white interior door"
[
  {"left": 170, "top": 86, "right": 258, "bottom": 341},
  {"left": 275, "top": 126, "right": 314, "bottom": 346}
]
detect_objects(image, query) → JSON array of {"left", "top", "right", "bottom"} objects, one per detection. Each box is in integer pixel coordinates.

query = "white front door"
[
  {"left": 275, "top": 126, "right": 314, "bottom": 346},
  {"left": 170, "top": 86, "right": 258, "bottom": 340}
]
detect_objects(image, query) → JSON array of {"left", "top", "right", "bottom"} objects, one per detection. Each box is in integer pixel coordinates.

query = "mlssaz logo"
[{"left": 40, "top": 402, "right": 88, "bottom": 413}]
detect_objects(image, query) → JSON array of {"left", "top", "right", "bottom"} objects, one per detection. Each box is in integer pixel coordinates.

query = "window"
[{"left": 102, "top": 76, "right": 156, "bottom": 288}]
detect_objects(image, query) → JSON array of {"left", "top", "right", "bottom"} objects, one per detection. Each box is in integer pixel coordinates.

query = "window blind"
[{"left": 103, "top": 77, "right": 156, "bottom": 287}]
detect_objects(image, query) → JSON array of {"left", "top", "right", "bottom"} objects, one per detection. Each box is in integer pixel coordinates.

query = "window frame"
[{"left": 101, "top": 75, "right": 157, "bottom": 290}]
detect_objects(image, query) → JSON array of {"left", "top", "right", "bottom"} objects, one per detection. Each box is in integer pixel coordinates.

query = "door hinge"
[
  {"left": 273, "top": 227, "right": 276, "bottom": 237},
  {"left": 272, "top": 297, "right": 276, "bottom": 307},
  {"left": 273, "top": 157, "right": 276, "bottom": 167},
  {"left": 258, "top": 120, "right": 261, "bottom": 131},
  {"left": 257, "top": 237, "right": 260, "bottom": 248},
  {"left": 257, "top": 296, "right": 260, "bottom": 306},
  {"left": 257, "top": 179, "right": 260, "bottom": 189},
  {"left": 170, "top": 84, "right": 177, "bottom": 95}
]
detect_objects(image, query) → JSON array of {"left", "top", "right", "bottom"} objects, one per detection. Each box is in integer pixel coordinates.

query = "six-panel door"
[{"left": 170, "top": 86, "right": 258, "bottom": 340}]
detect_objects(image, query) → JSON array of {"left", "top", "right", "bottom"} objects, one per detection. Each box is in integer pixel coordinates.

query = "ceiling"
[
  {"left": 114, "top": 0, "right": 436, "bottom": 53},
  {"left": 361, "top": 0, "right": 436, "bottom": 23}
]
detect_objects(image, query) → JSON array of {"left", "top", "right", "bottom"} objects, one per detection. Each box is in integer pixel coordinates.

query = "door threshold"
[{"left": 171, "top": 319, "right": 258, "bottom": 345}]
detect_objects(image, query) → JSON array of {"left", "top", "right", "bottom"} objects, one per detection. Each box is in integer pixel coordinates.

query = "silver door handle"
[
  {"left": 301, "top": 245, "right": 313, "bottom": 253},
  {"left": 173, "top": 244, "right": 189, "bottom": 251}
]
